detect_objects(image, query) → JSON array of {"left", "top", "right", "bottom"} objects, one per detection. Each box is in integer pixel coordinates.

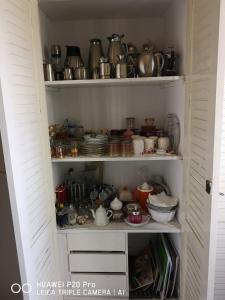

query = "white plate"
[{"left": 124, "top": 215, "right": 150, "bottom": 227}]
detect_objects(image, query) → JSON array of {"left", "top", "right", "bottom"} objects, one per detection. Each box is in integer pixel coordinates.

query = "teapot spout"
[{"left": 90, "top": 209, "right": 95, "bottom": 219}]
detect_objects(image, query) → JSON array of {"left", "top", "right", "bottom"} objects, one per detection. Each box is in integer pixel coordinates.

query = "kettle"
[
  {"left": 138, "top": 44, "right": 165, "bottom": 77},
  {"left": 107, "top": 34, "right": 125, "bottom": 77},
  {"left": 91, "top": 205, "right": 113, "bottom": 226}
]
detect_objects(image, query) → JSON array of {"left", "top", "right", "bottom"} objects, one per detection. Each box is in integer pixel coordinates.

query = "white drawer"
[
  {"left": 70, "top": 273, "right": 128, "bottom": 297},
  {"left": 69, "top": 253, "right": 126, "bottom": 273},
  {"left": 67, "top": 232, "right": 126, "bottom": 252}
]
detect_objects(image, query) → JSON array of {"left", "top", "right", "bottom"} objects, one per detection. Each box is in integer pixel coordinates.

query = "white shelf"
[
  {"left": 45, "top": 76, "right": 183, "bottom": 89},
  {"left": 57, "top": 219, "right": 181, "bottom": 233},
  {"left": 52, "top": 154, "right": 182, "bottom": 163}
]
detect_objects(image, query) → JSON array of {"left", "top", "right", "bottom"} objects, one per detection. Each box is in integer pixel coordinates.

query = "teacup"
[
  {"left": 158, "top": 137, "right": 170, "bottom": 151},
  {"left": 133, "top": 138, "right": 144, "bottom": 155},
  {"left": 144, "top": 137, "right": 155, "bottom": 153}
]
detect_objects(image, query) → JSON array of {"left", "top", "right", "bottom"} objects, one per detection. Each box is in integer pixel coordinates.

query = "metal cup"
[
  {"left": 63, "top": 67, "right": 74, "bottom": 80},
  {"left": 43, "top": 63, "right": 55, "bottom": 81},
  {"left": 74, "top": 67, "right": 89, "bottom": 80}
]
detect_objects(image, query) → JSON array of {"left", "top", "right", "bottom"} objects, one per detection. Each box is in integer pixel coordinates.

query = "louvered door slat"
[{"left": 0, "top": 0, "right": 58, "bottom": 299}]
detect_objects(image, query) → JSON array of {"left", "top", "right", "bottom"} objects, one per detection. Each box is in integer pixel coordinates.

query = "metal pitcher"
[
  {"left": 107, "top": 34, "right": 125, "bottom": 77},
  {"left": 88, "top": 38, "right": 104, "bottom": 79}
]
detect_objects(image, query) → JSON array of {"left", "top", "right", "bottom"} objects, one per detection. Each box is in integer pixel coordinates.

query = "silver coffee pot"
[
  {"left": 138, "top": 44, "right": 165, "bottom": 77},
  {"left": 88, "top": 39, "right": 104, "bottom": 79},
  {"left": 65, "top": 46, "right": 84, "bottom": 71},
  {"left": 107, "top": 34, "right": 125, "bottom": 77}
]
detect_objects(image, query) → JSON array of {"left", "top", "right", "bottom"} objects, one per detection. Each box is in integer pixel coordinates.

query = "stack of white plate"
[
  {"left": 146, "top": 192, "right": 178, "bottom": 223},
  {"left": 80, "top": 134, "right": 108, "bottom": 157}
]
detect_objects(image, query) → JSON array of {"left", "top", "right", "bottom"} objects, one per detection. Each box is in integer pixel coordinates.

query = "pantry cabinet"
[{"left": 0, "top": 0, "right": 225, "bottom": 299}]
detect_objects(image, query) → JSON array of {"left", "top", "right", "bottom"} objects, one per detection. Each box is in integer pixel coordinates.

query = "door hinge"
[{"left": 206, "top": 180, "right": 212, "bottom": 195}]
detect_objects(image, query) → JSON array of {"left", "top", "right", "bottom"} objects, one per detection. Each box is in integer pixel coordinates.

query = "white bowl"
[{"left": 148, "top": 207, "right": 176, "bottom": 223}]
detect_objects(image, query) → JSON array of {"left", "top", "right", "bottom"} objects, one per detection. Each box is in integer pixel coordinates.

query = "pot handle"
[
  {"left": 154, "top": 52, "right": 165, "bottom": 76},
  {"left": 107, "top": 209, "right": 113, "bottom": 220}
]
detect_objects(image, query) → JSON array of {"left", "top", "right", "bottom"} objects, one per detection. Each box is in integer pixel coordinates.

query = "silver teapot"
[{"left": 138, "top": 44, "right": 165, "bottom": 77}]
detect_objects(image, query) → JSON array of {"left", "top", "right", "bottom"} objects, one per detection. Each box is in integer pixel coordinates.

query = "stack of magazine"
[{"left": 129, "top": 234, "right": 179, "bottom": 299}]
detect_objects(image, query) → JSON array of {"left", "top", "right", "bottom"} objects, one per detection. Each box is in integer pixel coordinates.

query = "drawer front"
[
  {"left": 70, "top": 273, "right": 128, "bottom": 297},
  {"left": 67, "top": 232, "right": 126, "bottom": 252},
  {"left": 69, "top": 253, "right": 126, "bottom": 273}
]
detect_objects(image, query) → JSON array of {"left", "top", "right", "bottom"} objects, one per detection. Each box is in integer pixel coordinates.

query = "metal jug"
[
  {"left": 65, "top": 46, "right": 83, "bottom": 70},
  {"left": 107, "top": 34, "right": 125, "bottom": 77},
  {"left": 88, "top": 39, "right": 104, "bottom": 79},
  {"left": 138, "top": 44, "right": 165, "bottom": 77}
]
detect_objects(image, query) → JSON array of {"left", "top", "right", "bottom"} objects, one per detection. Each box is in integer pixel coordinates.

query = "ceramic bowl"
[
  {"left": 147, "top": 202, "right": 178, "bottom": 212},
  {"left": 148, "top": 207, "right": 177, "bottom": 223}
]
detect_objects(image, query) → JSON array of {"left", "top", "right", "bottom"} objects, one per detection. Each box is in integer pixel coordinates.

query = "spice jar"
[
  {"left": 70, "top": 141, "right": 79, "bottom": 157},
  {"left": 121, "top": 139, "right": 133, "bottom": 157},
  {"left": 109, "top": 138, "right": 120, "bottom": 157},
  {"left": 126, "top": 117, "right": 136, "bottom": 129},
  {"left": 55, "top": 142, "right": 65, "bottom": 159}
]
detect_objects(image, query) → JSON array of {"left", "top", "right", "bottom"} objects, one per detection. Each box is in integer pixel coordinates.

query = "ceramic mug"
[
  {"left": 144, "top": 137, "right": 155, "bottom": 152},
  {"left": 149, "top": 136, "right": 158, "bottom": 147},
  {"left": 158, "top": 137, "right": 170, "bottom": 151},
  {"left": 133, "top": 138, "right": 144, "bottom": 155}
]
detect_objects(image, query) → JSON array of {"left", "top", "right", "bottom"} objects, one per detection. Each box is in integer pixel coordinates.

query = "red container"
[
  {"left": 134, "top": 182, "right": 153, "bottom": 212},
  {"left": 55, "top": 185, "right": 67, "bottom": 204}
]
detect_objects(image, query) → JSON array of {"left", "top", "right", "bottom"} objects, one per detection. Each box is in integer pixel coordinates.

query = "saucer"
[{"left": 124, "top": 215, "right": 150, "bottom": 227}]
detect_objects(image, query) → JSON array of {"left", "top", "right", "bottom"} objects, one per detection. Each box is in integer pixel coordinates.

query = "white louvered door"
[
  {"left": 184, "top": 0, "right": 223, "bottom": 299},
  {"left": 213, "top": 0, "right": 225, "bottom": 296},
  {"left": 0, "top": 0, "right": 59, "bottom": 299}
]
